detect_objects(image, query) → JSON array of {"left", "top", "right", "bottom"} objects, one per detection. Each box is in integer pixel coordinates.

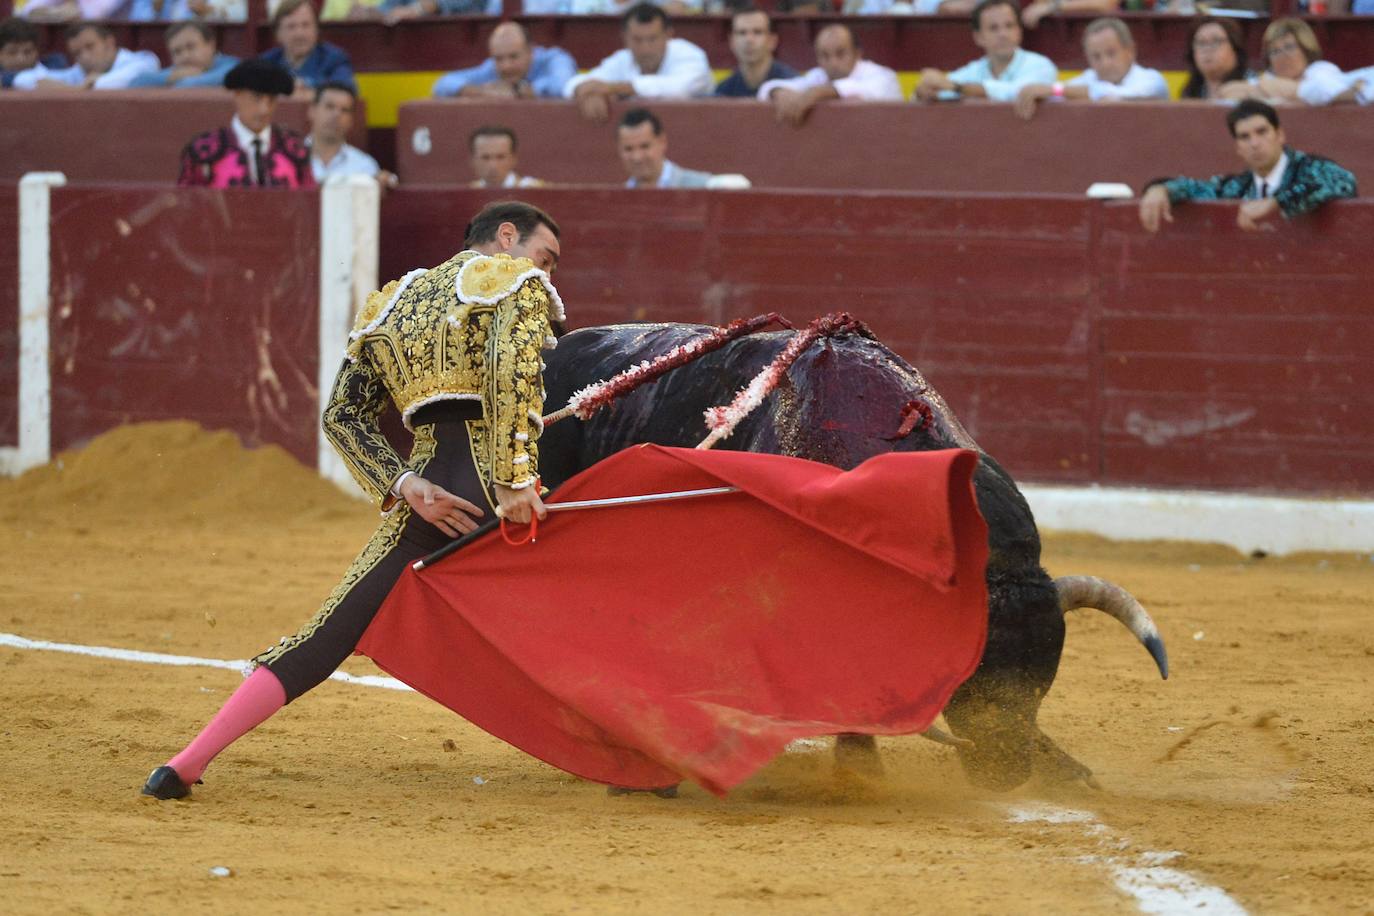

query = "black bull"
[{"left": 537, "top": 323, "right": 1168, "bottom": 790}]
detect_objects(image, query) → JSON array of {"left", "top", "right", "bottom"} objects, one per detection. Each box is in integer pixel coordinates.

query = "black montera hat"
[{"left": 224, "top": 59, "right": 295, "bottom": 96}]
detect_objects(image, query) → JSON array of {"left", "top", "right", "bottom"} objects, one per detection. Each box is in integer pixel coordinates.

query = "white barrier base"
[{"left": 1021, "top": 484, "right": 1374, "bottom": 556}]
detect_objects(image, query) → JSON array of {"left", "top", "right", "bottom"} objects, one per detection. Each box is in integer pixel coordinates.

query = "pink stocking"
[{"left": 166, "top": 666, "right": 286, "bottom": 783}]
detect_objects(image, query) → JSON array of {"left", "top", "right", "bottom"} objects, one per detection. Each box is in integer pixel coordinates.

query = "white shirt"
[
  {"left": 470, "top": 172, "right": 543, "bottom": 189},
  {"left": 310, "top": 142, "right": 381, "bottom": 183},
  {"left": 563, "top": 38, "right": 713, "bottom": 99},
  {"left": 1067, "top": 62, "right": 1169, "bottom": 101},
  {"left": 1252, "top": 152, "right": 1289, "bottom": 200},
  {"left": 945, "top": 49, "right": 1059, "bottom": 103},
  {"left": 231, "top": 115, "right": 273, "bottom": 186},
  {"left": 1297, "top": 61, "right": 1374, "bottom": 107},
  {"left": 12, "top": 47, "right": 160, "bottom": 91},
  {"left": 757, "top": 59, "right": 904, "bottom": 102}
]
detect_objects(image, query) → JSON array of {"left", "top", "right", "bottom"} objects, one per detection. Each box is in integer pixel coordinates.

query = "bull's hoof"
[
  {"left": 607, "top": 784, "right": 679, "bottom": 799},
  {"left": 833, "top": 734, "right": 884, "bottom": 777},
  {"left": 1031, "top": 731, "right": 1101, "bottom": 789}
]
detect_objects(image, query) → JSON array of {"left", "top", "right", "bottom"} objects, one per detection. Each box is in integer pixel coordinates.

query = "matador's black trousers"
[{"left": 254, "top": 402, "right": 492, "bottom": 702}]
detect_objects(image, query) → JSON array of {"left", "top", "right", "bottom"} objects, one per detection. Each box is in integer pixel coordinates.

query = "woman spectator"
[
  {"left": 258, "top": 0, "right": 355, "bottom": 100},
  {"left": 1239, "top": 18, "right": 1371, "bottom": 106},
  {"left": 1180, "top": 17, "right": 1252, "bottom": 100}
]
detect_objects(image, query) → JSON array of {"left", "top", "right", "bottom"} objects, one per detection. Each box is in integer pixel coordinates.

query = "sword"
[{"left": 412, "top": 486, "right": 740, "bottom": 571}]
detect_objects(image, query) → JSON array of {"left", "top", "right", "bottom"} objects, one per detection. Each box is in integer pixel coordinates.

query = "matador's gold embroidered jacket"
[{"left": 322, "top": 250, "right": 564, "bottom": 507}]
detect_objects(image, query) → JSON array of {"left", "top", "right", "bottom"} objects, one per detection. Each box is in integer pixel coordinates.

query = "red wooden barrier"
[
  {"left": 27, "top": 15, "right": 1374, "bottom": 74},
  {"left": 395, "top": 99, "right": 1374, "bottom": 194},
  {"left": 3, "top": 184, "right": 1369, "bottom": 494},
  {"left": 1096, "top": 199, "right": 1374, "bottom": 494},
  {"left": 379, "top": 187, "right": 1373, "bottom": 495},
  {"left": 0, "top": 92, "right": 366, "bottom": 184},
  {"left": 45, "top": 185, "right": 321, "bottom": 463},
  {"left": 0, "top": 185, "right": 16, "bottom": 447}
]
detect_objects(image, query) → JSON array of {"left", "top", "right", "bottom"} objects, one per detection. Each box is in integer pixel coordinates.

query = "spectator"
[
  {"left": 1138, "top": 100, "right": 1356, "bottom": 234},
  {"left": 560, "top": 0, "right": 703, "bottom": 11},
  {"left": 12, "top": 21, "right": 159, "bottom": 90},
  {"left": 177, "top": 59, "right": 314, "bottom": 188},
  {"left": 258, "top": 0, "right": 355, "bottom": 100},
  {"left": 433, "top": 21, "right": 575, "bottom": 99},
  {"left": 714, "top": 7, "right": 798, "bottom": 98},
  {"left": 126, "top": 0, "right": 195, "bottom": 20},
  {"left": 1014, "top": 17, "right": 1167, "bottom": 120},
  {"left": 758, "top": 24, "right": 902, "bottom": 127},
  {"left": 308, "top": 81, "right": 394, "bottom": 187},
  {"left": 2, "top": 17, "right": 67, "bottom": 88},
  {"left": 617, "top": 107, "right": 715, "bottom": 188},
  {"left": 468, "top": 125, "right": 543, "bottom": 188},
  {"left": 1180, "top": 17, "right": 1254, "bottom": 101},
  {"left": 359, "top": 0, "right": 500, "bottom": 25},
  {"left": 1241, "top": 18, "right": 1372, "bottom": 107},
  {"left": 915, "top": 0, "right": 1057, "bottom": 103},
  {"left": 845, "top": 0, "right": 976, "bottom": 15},
  {"left": 1020, "top": 0, "right": 1118, "bottom": 31},
  {"left": 21, "top": 0, "right": 136, "bottom": 21},
  {"left": 130, "top": 21, "right": 238, "bottom": 88},
  {"left": 564, "top": 3, "right": 713, "bottom": 122}
]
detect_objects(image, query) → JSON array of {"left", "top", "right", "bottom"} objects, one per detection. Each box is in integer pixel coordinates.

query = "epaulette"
[
  {"left": 455, "top": 253, "right": 566, "bottom": 321},
  {"left": 345, "top": 268, "right": 428, "bottom": 360}
]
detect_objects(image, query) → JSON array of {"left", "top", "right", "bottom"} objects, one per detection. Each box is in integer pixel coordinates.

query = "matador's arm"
[
  {"left": 321, "top": 355, "right": 409, "bottom": 509},
  {"left": 484, "top": 278, "right": 552, "bottom": 490}
]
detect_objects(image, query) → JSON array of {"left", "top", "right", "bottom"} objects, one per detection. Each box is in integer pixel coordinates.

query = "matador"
[{"left": 142, "top": 200, "right": 563, "bottom": 800}]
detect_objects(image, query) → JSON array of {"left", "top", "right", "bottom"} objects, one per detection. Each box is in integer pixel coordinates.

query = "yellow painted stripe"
[{"left": 357, "top": 68, "right": 1190, "bottom": 129}]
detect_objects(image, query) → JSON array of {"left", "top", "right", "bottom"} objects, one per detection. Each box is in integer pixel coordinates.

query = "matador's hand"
[
  {"left": 400, "top": 474, "right": 484, "bottom": 537},
  {"left": 493, "top": 483, "right": 547, "bottom": 526}
]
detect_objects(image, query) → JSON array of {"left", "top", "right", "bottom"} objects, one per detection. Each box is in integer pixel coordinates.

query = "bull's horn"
[
  {"left": 1055, "top": 575, "right": 1169, "bottom": 680},
  {"left": 919, "top": 726, "right": 974, "bottom": 749}
]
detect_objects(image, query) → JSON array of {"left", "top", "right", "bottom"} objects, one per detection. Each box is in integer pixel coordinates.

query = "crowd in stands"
[
  {"left": 0, "top": 1, "right": 1365, "bottom": 223},
  {"left": 10, "top": 0, "right": 1374, "bottom": 20}
]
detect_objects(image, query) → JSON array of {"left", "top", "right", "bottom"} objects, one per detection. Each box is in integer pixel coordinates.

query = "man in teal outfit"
[{"left": 1139, "top": 100, "right": 1357, "bottom": 233}]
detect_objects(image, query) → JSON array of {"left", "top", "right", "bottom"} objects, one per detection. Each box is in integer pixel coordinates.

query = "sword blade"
[{"left": 542, "top": 485, "right": 739, "bottom": 513}]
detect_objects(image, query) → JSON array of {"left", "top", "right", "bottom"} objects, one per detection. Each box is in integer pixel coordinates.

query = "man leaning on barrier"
[{"left": 1138, "top": 100, "right": 1357, "bottom": 234}]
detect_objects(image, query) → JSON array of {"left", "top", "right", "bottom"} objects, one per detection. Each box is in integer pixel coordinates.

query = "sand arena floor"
[{"left": 1, "top": 422, "right": 1371, "bottom": 914}]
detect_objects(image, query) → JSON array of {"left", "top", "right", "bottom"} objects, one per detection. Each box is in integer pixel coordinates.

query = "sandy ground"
[{"left": 2, "top": 423, "right": 1372, "bottom": 914}]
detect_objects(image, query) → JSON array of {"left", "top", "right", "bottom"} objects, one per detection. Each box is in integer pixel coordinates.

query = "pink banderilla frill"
[
  {"left": 541, "top": 312, "right": 792, "bottom": 426},
  {"left": 697, "top": 312, "right": 869, "bottom": 450}
]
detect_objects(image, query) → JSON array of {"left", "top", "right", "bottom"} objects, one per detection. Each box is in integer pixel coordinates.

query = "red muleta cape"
[{"left": 356, "top": 444, "right": 989, "bottom": 796}]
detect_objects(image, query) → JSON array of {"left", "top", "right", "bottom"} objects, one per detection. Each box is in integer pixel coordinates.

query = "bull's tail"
[{"left": 1055, "top": 576, "right": 1169, "bottom": 680}]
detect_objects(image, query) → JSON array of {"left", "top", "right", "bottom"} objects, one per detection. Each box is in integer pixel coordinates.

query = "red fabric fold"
[{"left": 356, "top": 445, "right": 989, "bottom": 796}]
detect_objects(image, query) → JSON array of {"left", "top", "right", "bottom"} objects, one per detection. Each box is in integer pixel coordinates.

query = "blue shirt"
[
  {"left": 3, "top": 53, "right": 66, "bottom": 89},
  {"left": 713, "top": 60, "right": 799, "bottom": 98},
  {"left": 381, "top": 0, "right": 499, "bottom": 11},
  {"left": 129, "top": 53, "right": 239, "bottom": 89},
  {"left": 433, "top": 45, "right": 576, "bottom": 99},
  {"left": 259, "top": 43, "right": 355, "bottom": 92},
  {"left": 945, "top": 48, "right": 1058, "bottom": 103},
  {"left": 128, "top": 0, "right": 194, "bottom": 19}
]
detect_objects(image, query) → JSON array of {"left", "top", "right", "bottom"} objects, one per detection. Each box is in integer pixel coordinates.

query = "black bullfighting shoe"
[
  {"left": 141, "top": 766, "right": 199, "bottom": 800},
  {"left": 606, "top": 784, "right": 679, "bottom": 799}
]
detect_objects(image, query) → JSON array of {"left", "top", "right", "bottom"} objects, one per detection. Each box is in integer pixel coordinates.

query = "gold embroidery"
[
  {"left": 458, "top": 253, "right": 533, "bottom": 303},
  {"left": 342, "top": 250, "right": 556, "bottom": 490}
]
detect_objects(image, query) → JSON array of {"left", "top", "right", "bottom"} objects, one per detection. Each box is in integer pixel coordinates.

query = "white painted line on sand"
[
  {"left": 0, "top": 632, "right": 1246, "bottom": 913},
  {"left": 0, "top": 632, "right": 413, "bottom": 692},
  {"left": 1006, "top": 803, "right": 1247, "bottom": 915}
]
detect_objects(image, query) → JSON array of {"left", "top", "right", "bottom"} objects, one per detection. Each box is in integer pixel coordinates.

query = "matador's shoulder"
[
  {"left": 345, "top": 267, "right": 429, "bottom": 358},
  {"left": 456, "top": 252, "right": 565, "bottom": 321}
]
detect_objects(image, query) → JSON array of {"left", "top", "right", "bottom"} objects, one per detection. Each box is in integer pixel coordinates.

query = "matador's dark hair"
[{"left": 464, "top": 200, "right": 560, "bottom": 249}]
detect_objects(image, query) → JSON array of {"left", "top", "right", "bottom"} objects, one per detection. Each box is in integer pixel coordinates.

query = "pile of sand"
[{"left": 0, "top": 421, "right": 361, "bottom": 528}]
